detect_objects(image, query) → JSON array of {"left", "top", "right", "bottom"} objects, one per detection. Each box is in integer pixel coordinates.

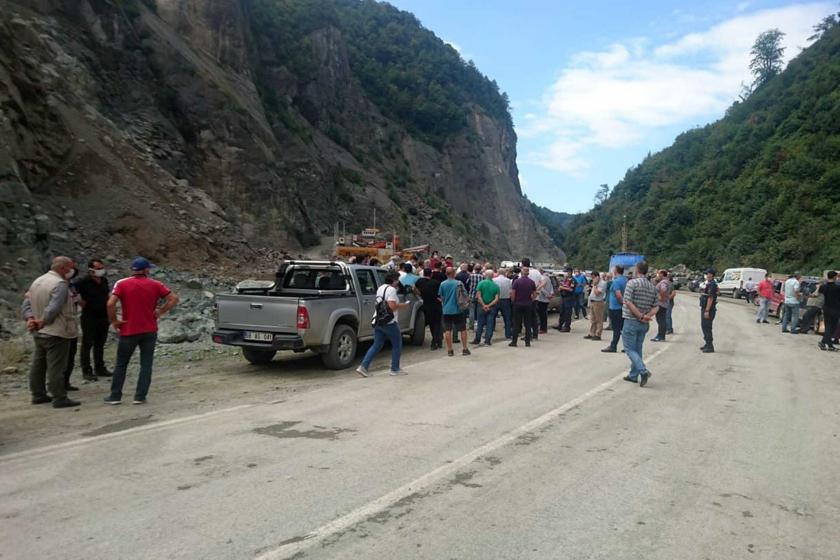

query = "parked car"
[
  {"left": 212, "top": 260, "right": 425, "bottom": 369},
  {"left": 718, "top": 268, "right": 767, "bottom": 299}
]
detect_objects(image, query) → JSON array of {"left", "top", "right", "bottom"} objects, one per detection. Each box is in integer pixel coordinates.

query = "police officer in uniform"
[{"left": 700, "top": 268, "right": 718, "bottom": 353}]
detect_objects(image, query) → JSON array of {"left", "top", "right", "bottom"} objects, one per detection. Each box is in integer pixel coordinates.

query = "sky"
[{"left": 387, "top": 0, "right": 836, "bottom": 214}]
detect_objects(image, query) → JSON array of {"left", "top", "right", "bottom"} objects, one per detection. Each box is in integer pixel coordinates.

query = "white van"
[{"left": 718, "top": 268, "right": 767, "bottom": 298}]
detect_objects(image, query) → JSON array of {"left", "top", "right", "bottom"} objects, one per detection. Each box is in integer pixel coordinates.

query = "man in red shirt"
[
  {"left": 104, "top": 257, "right": 179, "bottom": 405},
  {"left": 755, "top": 272, "right": 774, "bottom": 324}
]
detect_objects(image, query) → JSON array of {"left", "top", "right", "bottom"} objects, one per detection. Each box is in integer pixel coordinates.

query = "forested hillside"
[{"left": 564, "top": 24, "right": 840, "bottom": 274}]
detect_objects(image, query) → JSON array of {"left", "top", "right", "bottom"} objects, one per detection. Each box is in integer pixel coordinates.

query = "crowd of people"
[
  {"left": 355, "top": 251, "right": 713, "bottom": 387},
  {"left": 753, "top": 270, "right": 840, "bottom": 351},
  {"left": 21, "top": 256, "right": 178, "bottom": 409}
]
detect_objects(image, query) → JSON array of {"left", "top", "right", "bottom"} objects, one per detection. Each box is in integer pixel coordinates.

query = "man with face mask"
[
  {"left": 20, "top": 256, "right": 81, "bottom": 408},
  {"left": 74, "top": 258, "right": 112, "bottom": 381}
]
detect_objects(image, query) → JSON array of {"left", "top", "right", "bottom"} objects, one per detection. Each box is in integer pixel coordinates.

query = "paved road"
[{"left": 2, "top": 295, "right": 838, "bottom": 559}]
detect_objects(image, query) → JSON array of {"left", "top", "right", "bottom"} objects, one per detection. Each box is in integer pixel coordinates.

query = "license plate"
[{"left": 243, "top": 331, "right": 274, "bottom": 342}]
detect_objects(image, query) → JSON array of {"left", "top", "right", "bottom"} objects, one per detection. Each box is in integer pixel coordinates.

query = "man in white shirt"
[
  {"left": 521, "top": 258, "right": 545, "bottom": 341},
  {"left": 781, "top": 272, "right": 802, "bottom": 334},
  {"left": 493, "top": 268, "right": 513, "bottom": 339}
]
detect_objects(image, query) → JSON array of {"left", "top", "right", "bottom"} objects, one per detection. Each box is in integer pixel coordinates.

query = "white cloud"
[{"left": 520, "top": 2, "right": 834, "bottom": 176}]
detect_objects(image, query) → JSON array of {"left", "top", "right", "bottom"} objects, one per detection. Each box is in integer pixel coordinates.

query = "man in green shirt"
[{"left": 472, "top": 270, "right": 501, "bottom": 346}]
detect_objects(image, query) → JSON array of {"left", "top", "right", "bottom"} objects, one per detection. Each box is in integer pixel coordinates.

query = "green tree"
[
  {"left": 750, "top": 29, "right": 786, "bottom": 89},
  {"left": 808, "top": 13, "right": 839, "bottom": 41},
  {"left": 593, "top": 184, "right": 610, "bottom": 206}
]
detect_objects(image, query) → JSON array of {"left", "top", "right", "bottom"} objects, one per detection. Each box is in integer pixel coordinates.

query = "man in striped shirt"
[
  {"left": 467, "top": 264, "right": 484, "bottom": 330},
  {"left": 621, "top": 261, "right": 659, "bottom": 387}
]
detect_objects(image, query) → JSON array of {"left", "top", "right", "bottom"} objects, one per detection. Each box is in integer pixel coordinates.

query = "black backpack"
[{"left": 373, "top": 285, "right": 395, "bottom": 326}]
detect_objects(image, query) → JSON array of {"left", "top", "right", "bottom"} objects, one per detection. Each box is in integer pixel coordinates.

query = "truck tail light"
[{"left": 296, "top": 305, "right": 310, "bottom": 329}]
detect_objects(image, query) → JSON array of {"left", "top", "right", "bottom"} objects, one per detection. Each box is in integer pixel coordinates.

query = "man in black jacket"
[{"left": 74, "top": 259, "right": 112, "bottom": 380}]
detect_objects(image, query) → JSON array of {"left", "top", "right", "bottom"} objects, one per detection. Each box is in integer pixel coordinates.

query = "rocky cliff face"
[{"left": 0, "top": 0, "right": 558, "bottom": 287}]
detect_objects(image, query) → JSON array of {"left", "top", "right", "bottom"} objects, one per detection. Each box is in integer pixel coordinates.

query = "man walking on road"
[
  {"left": 105, "top": 258, "right": 179, "bottom": 405},
  {"left": 651, "top": 270, "right": 671, "bottom": 342},
  {"left": 535, "top": 267, "right": 554, "bottom": 334},
  {"left": 75, "top": 258, "right": 112, "bottom": 381},
  {"left": 358, "top": 271, "right": 410, "bottom": 377},
  {"left": 573, "top": 268, "right": 588, "bottom": 320},
  {"left": 818, "top": 270, "right": 839, "bottom": 351},
  {"left": 510, "top": 266, "right": 537, "bottom": 347},
  {"left": 780, "top": 272, "right": 802, "bottom": 334},
  {"left": 439, "top": 267, "right": 471, "bottom": 357},
  {"left": 602, "top": 265, "right": 627, "bottom": 353},
  {"left": 473, "top": 270, "right": 500, "bottom": 346},
  {"left": 21, "top": 256, "right": 81, "bottom": 408},
  {"left": 555, "top": 268, "right": 576, "bottom": 332},
  {"left": 700, "top": 268, "right": 719, "bottom": 353},
  {"left": 621, "top": 261, "right": 658, "bottom": 387},
  {"left": 521, "top": 258, "right": 544, "bottom": 340},
  {"left": 756, "top": 272, "right": 774, "bottom": 324}
]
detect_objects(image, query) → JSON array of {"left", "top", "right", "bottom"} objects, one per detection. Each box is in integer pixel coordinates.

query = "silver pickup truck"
[{"left": 212, "top": 261, "right": 426, "bottom": 369}]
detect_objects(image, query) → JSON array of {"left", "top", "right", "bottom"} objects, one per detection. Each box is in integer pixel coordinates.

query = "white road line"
[
  {"left": 0, "top": 404, "right": 255, "bottom": 464},
  {"left": 256, "top": 343, "right": 672, "bottom": 560}
]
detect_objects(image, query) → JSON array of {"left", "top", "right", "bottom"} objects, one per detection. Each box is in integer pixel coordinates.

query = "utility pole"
[{"left": 621, "top": 215, "right": 628, "bottom": 252}]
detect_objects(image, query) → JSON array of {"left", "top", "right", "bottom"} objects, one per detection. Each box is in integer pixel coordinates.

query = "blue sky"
[{"left": 388, "top": 0, "right": 836, "bottom": 214}]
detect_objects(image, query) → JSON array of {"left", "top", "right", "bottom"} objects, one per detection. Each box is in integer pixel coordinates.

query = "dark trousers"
[
  {"left": 701, "top": 308, "right": 716, "bottom": 346},
  {"left": 822, "top": 311, "right": 839, "bottom": 345},
  {"left": 424, "top": 303, "right": 443, "bottom": 347},
  {"left": 655, "top": 307, "right": 668, "bottom": 339},
  {"left": 608, "top": 308, "right": 624, "bottom": 349},
  {"left": 536, "top": 301, "right": 549, "bottom": 332},
  {"left": 559, "top": 298, "right": 574, "bottom": 330},
  {"left": 529, "top": 302, "right": 539, "bottom": 338},
  {"left": 63, "top": 337, "right": 78, "bottom": 387},
  {"left": 30, "top": 335, "right": 71, "bottom": 400},
  {"left": 512, "top": 303, "right": 535, "bottom": 344},
  {"left": 498, "top": 299, "right": 512, "bottom": 338},
  {"left": 110, "top": 332, "right": 157, "bottom": 400},
  {"left": 80, "top": 315, "right": 109, "bottom": 373}
]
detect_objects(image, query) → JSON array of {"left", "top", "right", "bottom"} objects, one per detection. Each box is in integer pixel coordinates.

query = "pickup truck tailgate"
[{"left": 215, "top": 294, "right": 299, "bottom": 333}]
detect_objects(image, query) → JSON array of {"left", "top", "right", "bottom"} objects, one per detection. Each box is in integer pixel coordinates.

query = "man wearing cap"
[
  {"left": 104, "top": 257, "right": 179, "bottom": 405},
  {"left": 700, "top": 269, "right": 719, "bottom": 353}
]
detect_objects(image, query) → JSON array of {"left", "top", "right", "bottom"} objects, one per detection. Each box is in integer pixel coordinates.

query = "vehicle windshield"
[{"left": 282, "top": 268, "right": 347, "bottom": 290}]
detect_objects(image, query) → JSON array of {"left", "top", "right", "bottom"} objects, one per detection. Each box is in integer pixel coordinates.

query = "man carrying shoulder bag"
[{"left": 356, "top": 272, "right": 409, "bottom": 377}]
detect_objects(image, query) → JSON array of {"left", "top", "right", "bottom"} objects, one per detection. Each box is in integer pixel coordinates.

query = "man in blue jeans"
[
  {"left": 357, "top": 272, "right": 410, "bottom": 377},
  {"left": 621, "top": 261, "right": 658, "bottom": 387},
  {"left": 105, "top": 257, "right": 179, "bottom": 404},
  {"left": 780, "top": 272, "right": 802, "bottom": 334},
  {"left": 602, "top": 265, "right": 627, "bottom": 353},
  {"left": 573, "top": 268, "right": 588, "bottom": 319}
]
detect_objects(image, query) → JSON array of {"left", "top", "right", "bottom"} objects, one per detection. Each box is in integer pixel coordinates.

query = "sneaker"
[
  {"left": 666, "top": 329, "right": 674, "bottom": 335},
  {"left": 591, "top": 336, "right": 602, "bottom": 341},
  {"left": 525, "top": 341, "right": 531, "bottom": 347},
  {"left": 601, "top": 347, "right": 617, "bottom": 353},
  {"left": 622, "top": 376, "right": 637, "bottom": 384},
  {"left": 818, "top": 341, "right": 827, "bottom": 351},
  {"left": 103, "top": 396, "right": 122, "bottom": 405},
  {"left": 82, "top": 375, "right": 98, "bottom": 382},
  {"left": 484, "top": 341, "right": 492, "bottom": 346},
  {"left": 584, "top": 335, "right": 593, "bottom": 339},
  {"left": 462, "top": 348, "right": 471, "bottom": 356},
  {"left": 650, "top": 337, "right": 664, "bottom": 342},
  {"left": 389, "top": 369, "right": 408, "bottom": 376},
  {"left": 132, "top": 398, "right": 146, "bottom": 405},
  {"left": 640, "top": 371, "right": 650, "bottom": 388},
  {"left": 356, "top": 365, "right": 369, "bottom": 377},
  {"left": 31, "top": 395, "right": 53, "bottom": 405},
  {"left": 470, "top": 339, "right": 481, "bottom": 345},
  {"left": 52, "top": 397, "right": 81, "bottom": 408},
  {"left": 448, "top": 349, "right": 455, "bottom": 357},
  {"left": 762, "top": 320, "right": 770, "bottom": 324},
  {"left": 508, "top": 341, "right": 517, "bottom": 347},
  {"left": 828, "top": 345, "right": 838, "bottom": 352},
  {"left": 701, "top": 346, "right": 715, "bottom": 353}
]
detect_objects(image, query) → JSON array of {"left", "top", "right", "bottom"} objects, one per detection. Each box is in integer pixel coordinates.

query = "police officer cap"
[{"left": 704, "top": 268, "right": 716, "bottom": 275}]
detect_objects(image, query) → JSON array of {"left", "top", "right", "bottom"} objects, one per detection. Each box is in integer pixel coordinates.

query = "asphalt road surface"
[{"left": 2, "top": 294, "right": 838, "bottom": 560}]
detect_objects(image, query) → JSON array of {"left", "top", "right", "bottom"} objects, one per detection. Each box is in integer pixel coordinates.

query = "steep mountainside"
[
  {"left": 529, "top": 201, "right": 574, "bottom": 252},
  {"left": 564, "top": 25, "right": 840, "bottom": 274},
  {"left": 0, "top": 0, "right": 557, "bottom": 282}
]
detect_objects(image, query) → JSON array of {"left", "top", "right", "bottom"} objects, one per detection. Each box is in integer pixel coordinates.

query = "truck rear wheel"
[
  {"left": 242, "top": 348, "right": 276, "bottom": 365},
  {"left": 322, "top": 324, "right": 357, "bottom": 370},
  {"left": 409, "top": 311, "right": 426, "bottom": 346}
]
